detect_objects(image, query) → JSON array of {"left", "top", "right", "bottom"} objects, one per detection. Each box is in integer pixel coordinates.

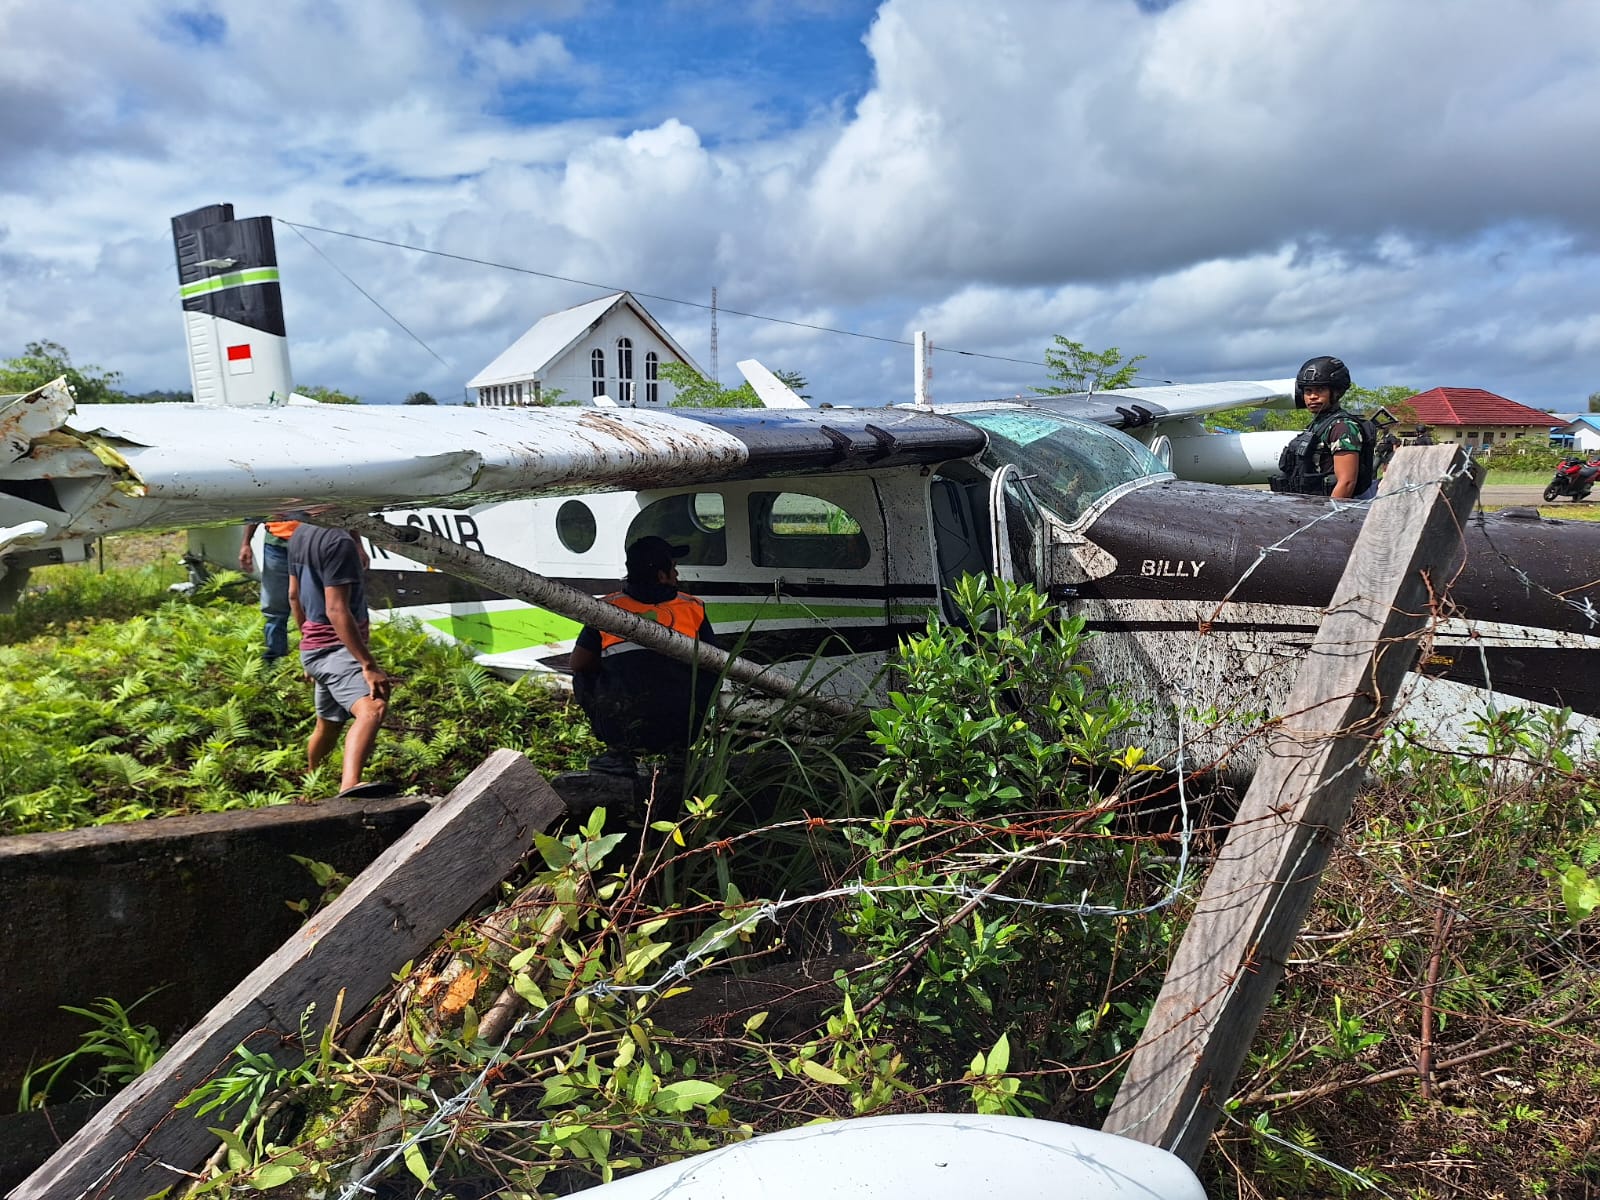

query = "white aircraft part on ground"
[{"left": 566, "top": 1113, "right": 1205, "bottom": 1200}]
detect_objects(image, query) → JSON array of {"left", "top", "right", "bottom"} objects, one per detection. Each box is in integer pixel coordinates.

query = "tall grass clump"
[{"left": 0, "top": 560, "right": 188, "bottom": 643}]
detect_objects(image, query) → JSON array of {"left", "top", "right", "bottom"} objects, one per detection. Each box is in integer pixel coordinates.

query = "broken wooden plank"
[
  {"left": 1103, "top": 444, "right": 1481, "bottom": 1165},
  {"left": 11, "top": 749, "right": 564, "bottom": 1200}
]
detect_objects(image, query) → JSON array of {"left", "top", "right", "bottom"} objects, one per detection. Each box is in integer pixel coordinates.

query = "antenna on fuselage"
[{"left": 914, "top": 330, "right": 933, "bottom": 409}]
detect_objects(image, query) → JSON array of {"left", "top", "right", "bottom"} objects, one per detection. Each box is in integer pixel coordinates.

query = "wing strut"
[{"left": 331, "top": 514, "right": 860, "bottom": 720}]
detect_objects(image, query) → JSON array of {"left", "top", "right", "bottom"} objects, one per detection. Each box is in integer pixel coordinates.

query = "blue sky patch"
[
  {"left": 485, "top": 3, "right": 878, "bottom": 141},
  {"left": 162, "top": 7, "right": 227, "bottom": 46}
]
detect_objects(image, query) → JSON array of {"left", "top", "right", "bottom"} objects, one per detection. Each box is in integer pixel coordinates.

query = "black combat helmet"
[{"left": 1294, "top": 355, "right": 1351, "bottom": 407}]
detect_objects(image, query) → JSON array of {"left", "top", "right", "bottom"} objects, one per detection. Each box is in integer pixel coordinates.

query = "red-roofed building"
[{"left": 1391, "top": 388, "right": 1555, "bottom": 451}]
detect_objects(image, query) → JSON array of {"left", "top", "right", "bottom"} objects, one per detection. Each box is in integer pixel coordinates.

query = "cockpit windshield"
[{"left": 958, "top": 408, "right": 1170, "bottom": 524}]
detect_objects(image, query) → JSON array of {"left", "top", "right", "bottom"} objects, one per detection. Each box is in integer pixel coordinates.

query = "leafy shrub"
[
  {"left": 842, "top": 575, "right": 1178, "bottom": 1113},
  {"left": 1219, "top": 708, "right": 1600, "bottom": 1198}
]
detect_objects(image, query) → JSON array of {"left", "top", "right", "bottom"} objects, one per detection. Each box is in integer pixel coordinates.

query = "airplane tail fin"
[
  {"left": 737, "top": 359, "right": 808, "bottom": 409},
  {"left": 172, "top": 205, "right": 295, "bottom": 407}
]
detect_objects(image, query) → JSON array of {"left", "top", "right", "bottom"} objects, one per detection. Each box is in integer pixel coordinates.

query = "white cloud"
[{"left": 2, "top": 0, "right": 1598, "bottom": 409}]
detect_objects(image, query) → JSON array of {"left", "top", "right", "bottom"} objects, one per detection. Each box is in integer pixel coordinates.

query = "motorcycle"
[{"left": 1544, "top": 456, "right": 1600, "bottom": 502}]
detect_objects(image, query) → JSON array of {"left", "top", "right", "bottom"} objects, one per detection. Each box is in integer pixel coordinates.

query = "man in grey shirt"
[{"left": 288, "top": 524, "right": 392, "bottom": 794}]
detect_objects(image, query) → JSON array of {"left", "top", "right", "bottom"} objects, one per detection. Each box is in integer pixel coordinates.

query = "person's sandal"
[{"left": 336, "top": 780, "right": 403, "bottom": 799}]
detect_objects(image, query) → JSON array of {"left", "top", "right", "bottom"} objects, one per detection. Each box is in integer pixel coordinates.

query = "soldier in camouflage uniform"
[{"left": 1269, "top": 355, "right": 1375, "bottom": 500}]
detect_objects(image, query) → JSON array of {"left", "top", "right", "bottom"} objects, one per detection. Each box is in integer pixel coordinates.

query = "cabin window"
[
  {"left": 963, "top": 409, "right": 1166, "bottom": 525},
  {"left": 645, "top": 352, "right": 660, "bottom": 404},
  {"left": 556, "top": 500, "right": 597, "bottom": 554},
  {"left": 617, "top": 338, "right": 634, "bottom": 404},
  {"left": 691, "top": 492, "right": 725, "bottom": 533},
  {"left": 627, "top": 493, "right": 728, "bottom": 565},
  {"left": 749, "top": 492, "right": 870, "bottom": 570},
  {"left": 591, "top": 349, "right": 606, "bottom": 398}
]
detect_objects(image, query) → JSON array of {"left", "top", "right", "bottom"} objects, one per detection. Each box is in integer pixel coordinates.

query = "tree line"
[
  {"left": 0, "top": 341, "right": 398, "bottom": 406},
  {"left": 15, "top": 335, "right": 1580, "bottom": 417}
]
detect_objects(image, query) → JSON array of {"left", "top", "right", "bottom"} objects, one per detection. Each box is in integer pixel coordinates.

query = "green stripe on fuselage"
[
  {"left": 180, "top": 268, "right": 281, "bottom": 299},
  {"left": 424, "top": 600, "right": 938, "bottom": 656},
  {"left": 427, "top": 608, "right": 582, "bottom": 654}
]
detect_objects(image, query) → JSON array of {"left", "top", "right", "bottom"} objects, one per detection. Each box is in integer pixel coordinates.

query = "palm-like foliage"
[{"left": 1, "top": 569, "right": 597, "bottom": 833}]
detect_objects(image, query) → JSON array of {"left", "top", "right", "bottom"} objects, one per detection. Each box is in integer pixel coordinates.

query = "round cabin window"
[{"left": 556, "top": 500, "right": 597, "bottom": 553}]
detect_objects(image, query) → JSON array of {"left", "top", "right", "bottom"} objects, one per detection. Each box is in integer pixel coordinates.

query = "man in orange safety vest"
[{"left": 568, "top": 536, "right": 718, "bottom": 775}]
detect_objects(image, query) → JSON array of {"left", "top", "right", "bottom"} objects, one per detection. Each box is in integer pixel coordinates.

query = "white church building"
[{"left": 467, "top": 292, "right": 702, "bottom": 407}]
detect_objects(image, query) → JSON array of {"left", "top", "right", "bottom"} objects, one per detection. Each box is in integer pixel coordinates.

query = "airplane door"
[{"left": 988, "top": 465, "right": 1046, "bottom": 588}]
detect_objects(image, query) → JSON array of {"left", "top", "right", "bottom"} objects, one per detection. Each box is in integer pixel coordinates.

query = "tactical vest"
[
  {"left": 597, "top": 591, "right": 707, "bottom": 655},
  {"left": 1270, "top": 406, "right": 1376, "bottom": 497}
]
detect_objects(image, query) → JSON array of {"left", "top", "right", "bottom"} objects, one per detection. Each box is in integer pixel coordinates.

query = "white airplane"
[{"left": 4, "top": 204, "right": 1597, "bottom": 773}]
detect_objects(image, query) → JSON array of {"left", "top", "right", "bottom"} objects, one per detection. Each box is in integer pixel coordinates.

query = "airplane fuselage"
[{"left": 353, "top": 405, "right": 1600, "bottom": 770}]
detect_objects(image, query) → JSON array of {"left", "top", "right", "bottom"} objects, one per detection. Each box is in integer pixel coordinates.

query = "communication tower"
[{"left": 709, "top": 286, "right": 719, "bottom": 384}]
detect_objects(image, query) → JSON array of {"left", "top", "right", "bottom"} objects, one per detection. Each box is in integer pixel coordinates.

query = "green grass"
[
  {"left": 1, "top": 537, "right": 189, "bottom": 644},
  {"left": 1479, "top": 503, "right": 1600, "bottom": 521},
  {"left": 1538, "top": 504, "right": 1600, "bottom": 521},
  {"left": 1482, "top": 468, "right": 1559, "bottom": 485}
]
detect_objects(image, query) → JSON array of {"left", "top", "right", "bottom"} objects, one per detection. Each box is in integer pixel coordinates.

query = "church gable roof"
[{"left": 467, "top": 292, "right": 701, "bottom": 389}]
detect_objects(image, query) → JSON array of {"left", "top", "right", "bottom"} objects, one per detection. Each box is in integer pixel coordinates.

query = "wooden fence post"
[
  {"left": 11, "top": 749, "right": 564, "bottom": 1200},
  {"left": 1103, "top": 445, "right": 1481, "bottom": 1165}
]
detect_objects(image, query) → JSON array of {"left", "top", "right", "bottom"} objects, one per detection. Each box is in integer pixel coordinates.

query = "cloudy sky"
[{"left": 2, "top": 0, "right": 1598, "bottom": 410}]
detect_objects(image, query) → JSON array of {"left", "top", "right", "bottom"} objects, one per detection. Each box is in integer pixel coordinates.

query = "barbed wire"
[{"left": 1160, "top": 457, "right": 1600, "bottom": 1195}]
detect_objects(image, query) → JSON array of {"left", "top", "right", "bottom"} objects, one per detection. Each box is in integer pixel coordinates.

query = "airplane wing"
[
  {"left": 0, "top": 379, "right": 984, "bottom": 550},
  {"left": 738, "top": 359, "right": 809, "bottom": 408},
  {"left": 1028, "top": 379, "right": 1297, "bottom": 430}
]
